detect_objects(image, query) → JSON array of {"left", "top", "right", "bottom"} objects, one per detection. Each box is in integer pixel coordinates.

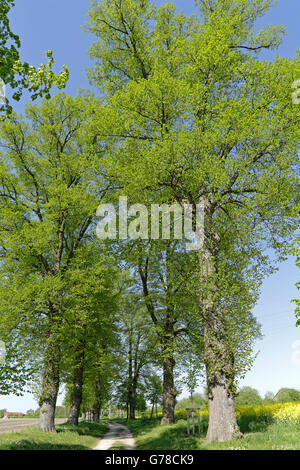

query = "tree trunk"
[
  {"left": 161, "top": 353, "right": 176, "bottom": 425},
  {"left": 127, "top": 330, "right": 136, "bottom": 420},
  {"left": 129, "top": 386, "right": 136, "bottom": 420},
  {"left": 206, "top": 383, "right": 240, "bottom": 442},
  {"left": 91, "top": 378, "right": 102, "bottom": 422},
  {"left": 67, "top": 354, "right": 84, "bottom": 426},
  {"left": 92, "top": 408, "right": 100, "bottom": 422},
  {"left": 39, "top": 333, "right": 60, "bottom": 432},
  {"left": 203, "top": 316, "right": 241, "bottom": 442},
  {"left": 198, "top": 201, "right": 241, "bottom": 442},
  {"left": 150, "top": 403, "right": 154, "bottom": 419}
]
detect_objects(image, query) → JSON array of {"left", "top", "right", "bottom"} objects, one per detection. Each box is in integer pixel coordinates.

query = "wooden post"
[
  {"left": 192, "top": 409, "right": 195, "bottom": 434},
  {"left": 197, "top": 409, "right": 201, "bottom": 434},
  {"left": 186, "top": 409, "right": 190, "bottom": 434}
]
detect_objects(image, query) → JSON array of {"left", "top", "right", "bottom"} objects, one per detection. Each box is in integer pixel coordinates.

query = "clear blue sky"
[{"left": 1, "top": 0, "right": 299, "bottom": 412}]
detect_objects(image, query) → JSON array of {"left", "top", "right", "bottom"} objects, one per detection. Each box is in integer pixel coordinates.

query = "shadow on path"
[{"left": 93, "top": 422, "right": 136, "bottom": 450}]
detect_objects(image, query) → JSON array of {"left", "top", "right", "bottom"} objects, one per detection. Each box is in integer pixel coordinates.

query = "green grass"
[
  {"left": 114, "top": 417, "right": 300, "bottom": 450},
  {"left": 108, "top": 441, "right": 127, "bottom": 450},
  {"left": 0, "top": 421, "right": 109, "bottom": 450}
]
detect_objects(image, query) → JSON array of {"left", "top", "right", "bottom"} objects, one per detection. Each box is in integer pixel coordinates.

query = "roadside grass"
[
  {"left": 0, "top": 421, "right": 109, "bottom": 450},
  {"left": 114, "top": 417, "right": 300, "bottom": 450}
]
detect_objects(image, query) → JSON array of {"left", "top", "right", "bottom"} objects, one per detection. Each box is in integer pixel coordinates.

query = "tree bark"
[
  {"left": 39, "top": 332, "right": 60, "bottom": 432},
  {"left": 127, "top": 328, "right": 137, "bottom": 420},
  {"left": 91, "top": 379, "right": 102, "bottom": 422},
  {"left": 92, "top": 408, "right": 100, "bottom": 422},
  {"left": 150, "top": 403, "right": 154, "bottom": 419},
  {"left": 204, "top": 317, "right": 241, "bottom": 442},
  {"left": 161, "top": 352, "right": 176, "bottom": 424},
  {"left": 138, "top": 245, "right": 177, "bottom": 425},
  {"left": 67, "top": 353, "right": 84, "bottom": 426},
  {"left": 129, "top": 386, "right": 136, "bottom": 420},
  {"left": 198, "top": 199, "right": 241, "bottom": 442}
]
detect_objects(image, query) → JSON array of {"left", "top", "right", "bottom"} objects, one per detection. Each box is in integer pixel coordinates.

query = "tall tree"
[
  {"left": 62, "top": 248, "right": 118, "bottom": 426},
  {"left": 0, "top": 92, "right": 109, "bottom": 431},
  {"left": 118, "top": 293, "right": 158, "bottom": 420},
  {"left": 292, "top": 238, "right": 300, "bottom": 325},
  {"left": 87, "top": 0, "right": 300, "bottom": 441},
  {"left": 145, "top": 374, "right": 163, "bottom": 419}
]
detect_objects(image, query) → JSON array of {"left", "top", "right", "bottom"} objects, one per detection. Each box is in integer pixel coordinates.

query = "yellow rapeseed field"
[
  {"left": 146, "top": 402, "right": 300, "bottom": 431},
  {"left": 273, "top": 403, "right": 300, "bottom": 423}
]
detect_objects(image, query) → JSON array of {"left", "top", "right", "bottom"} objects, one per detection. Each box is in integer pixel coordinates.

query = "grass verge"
[
  {"left": 0, "top": 420, "right": 109, "bottom": 450},
  {"left": 114, "top": 417, "right": 300, "bottom": 450}
]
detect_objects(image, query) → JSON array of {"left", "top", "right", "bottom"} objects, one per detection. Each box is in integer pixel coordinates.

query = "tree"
[
  {"left": 263, "top": 391, "right": 274, "bottom": 404},
  {"left": 292, "top": 238, "right": 300, "bottom": 325},
  {"left": 117, "top": 293, "right": 158, "bottom": 420},
  {"left": 61, "top": 248, "right": 118, "bottom": 426},
  {"left": 87, "top": 0, "right": 300, "bottom": 441},
  {"left": 113, "top": 238, "right": 199, "bottom": 424},
  {"left": 55, "top": 406, "right": 68, "bottom": 418},
  {"left": 175, "top": 393, "right": 207, "bottom": 410},
  {"left": 0, "top": 0, "right": 69, "bottom": 115},
  {"left": 145, "top": 375, "right": 163, "bottom": 418},
  {"left": 0, "top": 338, "right": 37, "bottom": 396},
  {"left": 235, "top": 386, "right": 262, "bottom": 406},
  {"left": 274, "top": 388, "right": 300, "bottom": 403},
  {"left": 0, "top": 92, "right": 108, "bottom": 431},
  {"left": 180, "top": 352, "right": 203, "bottom": 408}
]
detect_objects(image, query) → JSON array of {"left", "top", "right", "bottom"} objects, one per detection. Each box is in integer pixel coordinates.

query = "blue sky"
[{"left": 0, "top": 0, "right": 299, "bottom": 412}]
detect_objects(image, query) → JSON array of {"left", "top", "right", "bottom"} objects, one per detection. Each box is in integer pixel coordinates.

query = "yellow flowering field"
[
  {"left": 145, "top": 402, "right": 300, "bottom": 432},
  {"left": 273, "top": 403, "right": 300, "bottom": 423}
]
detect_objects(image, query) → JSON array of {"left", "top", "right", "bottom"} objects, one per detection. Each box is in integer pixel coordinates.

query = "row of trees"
[{"left": 0, "top": 0, "right": 299, "bottom": 442}]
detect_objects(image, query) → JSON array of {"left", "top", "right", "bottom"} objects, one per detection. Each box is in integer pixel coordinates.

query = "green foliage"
[
  {"left": 175, "top": 393, "right": 207, "bottom": 410},
  {"left": 292, "top": 239, "right": 300, "bottom": 325},
  {"left": 235, "top": 386, "right": 263, "bottom": 406},
  {"left": 145, "top": 375, "right": 163, "bottom": 407},
  {"left": 0, "top": 91, "right": 116, "bottom": 398},
  {"left": 55, "top": 406, "right": 68, "bottom": 418},
  {"left": 85, "top": 0, "right": 300, "bottom": 401},
  {"left": 0, "top": 1, "right": 69, "bottom": 116},
  {"left": 274, "top": 388, "right": 300, "bottom": 403}
]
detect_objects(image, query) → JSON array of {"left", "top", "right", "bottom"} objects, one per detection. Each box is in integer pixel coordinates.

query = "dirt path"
[
  {"left": 93, "top": 421, "right": 136, "bottom": 450},
  {"left": 0, "top": 418, "right": 66, "bottom": 434}
]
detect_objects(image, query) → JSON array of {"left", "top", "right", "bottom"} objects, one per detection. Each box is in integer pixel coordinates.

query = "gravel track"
[{"left": 93, "top": 422, "right": 136, "bottom": 450}]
